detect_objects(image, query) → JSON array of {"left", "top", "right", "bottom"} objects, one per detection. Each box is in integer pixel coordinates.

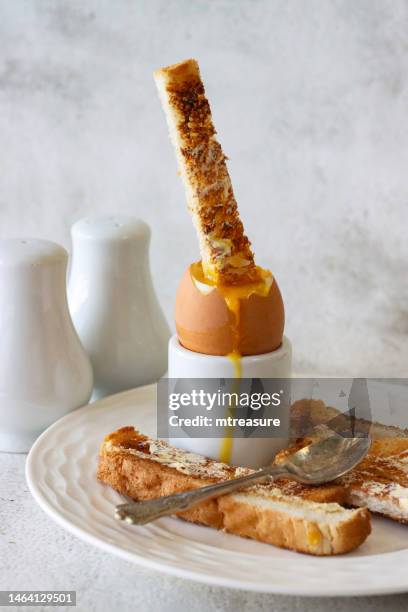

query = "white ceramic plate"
[{"left": 26, "top": 385, "right": 408, "bottom": 596}]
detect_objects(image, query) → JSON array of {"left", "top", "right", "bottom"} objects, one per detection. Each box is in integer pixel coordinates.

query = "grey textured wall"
[{"left": 0, "top": 0, "right": 407, "bottom": 375}]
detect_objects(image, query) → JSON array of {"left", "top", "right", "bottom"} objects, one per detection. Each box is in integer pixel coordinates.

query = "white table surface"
[{"left": 1, "top": 452, "right": 407, "bottom": 612}]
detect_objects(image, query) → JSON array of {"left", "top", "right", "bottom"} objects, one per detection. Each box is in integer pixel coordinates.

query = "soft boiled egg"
[{"left": 175, "top": 261, "right": 285, "bottom": 357}]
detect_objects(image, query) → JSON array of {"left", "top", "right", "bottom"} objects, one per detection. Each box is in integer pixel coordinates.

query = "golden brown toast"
[
  {"left": 289, "top": 400, "right": 408, "bottom": 524},
  {"left": 154, "top": 59, "right": 259, "bottom": 285},
  {"left": 340, "top": 438, "right": 408, "bottom": 524},
  {"left": 97, "top": 427, "right": 371, "bottom": 556}
]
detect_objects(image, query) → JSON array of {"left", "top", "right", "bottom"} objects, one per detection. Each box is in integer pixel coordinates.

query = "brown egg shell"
[{"left": 175, "top": 267, "right": 285, "bottom": 356}]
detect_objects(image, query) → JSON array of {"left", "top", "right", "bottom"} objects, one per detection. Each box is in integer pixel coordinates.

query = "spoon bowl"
[{"left": 280, "top": 433, "right": 371, "bottom": 485}]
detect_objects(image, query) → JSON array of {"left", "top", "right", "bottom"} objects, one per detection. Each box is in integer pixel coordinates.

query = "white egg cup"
[{"left": 167, "top": 335, "right": 292, "bottom": 467}]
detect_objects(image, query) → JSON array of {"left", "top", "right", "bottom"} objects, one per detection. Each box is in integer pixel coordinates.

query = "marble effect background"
[{"left": 0, "top": 1, "right": 407, "bottom": 377}]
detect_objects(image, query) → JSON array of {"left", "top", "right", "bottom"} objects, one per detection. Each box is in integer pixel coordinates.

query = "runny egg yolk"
[
  {"left": 190, "top": 261, "right": 273, "bottom": 362},
  {"left": 190, "top": 262, "right": 274, "bottom": 464}
]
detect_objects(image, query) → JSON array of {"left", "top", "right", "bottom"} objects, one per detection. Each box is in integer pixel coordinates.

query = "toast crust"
[
  {"left": 154, "top": 59, "right": 259, "bottom": 285},
  {"left": 97, "top": 427, "right": 371, "bottom": 556}
]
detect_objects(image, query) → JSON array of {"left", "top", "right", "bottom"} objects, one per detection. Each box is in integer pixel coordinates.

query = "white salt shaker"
[
  {"left": 68, "top": 216, "right": 170, "bottom": 399},
  {"left": 0, "top": 239, "right": 93, "bottom": 452}
]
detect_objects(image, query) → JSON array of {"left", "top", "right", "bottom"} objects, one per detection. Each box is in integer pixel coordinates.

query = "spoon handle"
[{"left": 115, "top": 465, "right": 288, "bottom": 525}]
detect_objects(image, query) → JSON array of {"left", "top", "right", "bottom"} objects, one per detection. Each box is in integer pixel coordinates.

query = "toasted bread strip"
[
  {"left": 97, "top": 427, "right": 371, "bottom": 555},
  {"left": 340, "top": 439, "right": 408, "bottom": 524},
  {"left": 287, "top": 402, "right": 408, "bottom": 525},
  {"left": 154, "top": 59, "right": 259, "bottom": 285},
  {"left": 291, "top": 399, "right": 408, "bottom": 440}
]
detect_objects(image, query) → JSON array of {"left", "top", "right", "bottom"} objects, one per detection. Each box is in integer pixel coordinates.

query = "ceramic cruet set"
[{"left": 0, "top": 216, "right": 170, "bottom": 452}]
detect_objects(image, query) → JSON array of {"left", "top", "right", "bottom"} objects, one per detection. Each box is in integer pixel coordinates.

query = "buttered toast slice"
[
  {"left": 290, "top": 400, "right": 408, "bottom": 523},
  {"left": 97, "top": 427, "right": 371, "bottom": 556},
  {"left": 340, "top": 439, "right": 408, "bottom": 524},
  {"left": 154, "top": 59, "right": 259, "bottom": 285}
]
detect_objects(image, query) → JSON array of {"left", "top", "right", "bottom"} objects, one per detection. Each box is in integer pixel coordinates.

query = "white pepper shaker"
[
  {"left": 0, "top": 239, "right": 93, "bottom": 452},
  {"left": 68, "top": 216, "right": 170, "bottom": 399}
]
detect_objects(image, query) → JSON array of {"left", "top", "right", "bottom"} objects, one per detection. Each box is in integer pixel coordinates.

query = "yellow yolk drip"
[
  {"left": 191, "top": 262, "right": 273, "bottom": 464},
  {"left": 227, "top": 349, "right": 242, "bottom": 379},
  {"left": 219, "top": 374, "right": 240, "bottom": 464},
  {"left": 190, "top": 261, "right": 273, "bottom": 360}
]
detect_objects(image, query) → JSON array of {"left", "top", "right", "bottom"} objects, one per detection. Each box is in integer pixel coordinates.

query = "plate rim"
[{"left": 25, "top": 385, "right": 408, "bottom": 597}]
